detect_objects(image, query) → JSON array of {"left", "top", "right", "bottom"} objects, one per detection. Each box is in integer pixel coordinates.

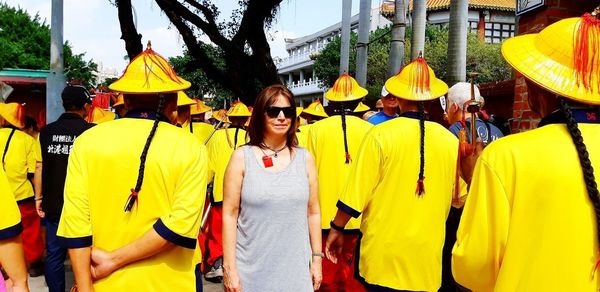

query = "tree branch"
[
  {"left": 115, "top": 0, "right": 143, "bottom": 60},
  {"left": 154, "top": 0, "right": 230, "bottom": 88},
  {"left": 156, "top": 0, "right": 230, "bottom": 50},
  {"left": 232, "top": 0, "right": 282, "bottom": 46}
]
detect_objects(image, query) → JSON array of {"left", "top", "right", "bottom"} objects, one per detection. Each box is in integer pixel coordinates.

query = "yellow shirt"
[
  {"left": 306, "top": 115, "right": 372, "bottom": 230},
  {"left": 296, "top": 124, "right": 311, "bottom": 148},
  {"left": 452, "top": 123, "right": 600, "bottom": 292},
  {"left": 0, "top": 128, "right": 36, "bottom": 201},
  {"left": 190, "top": 122, "right": 215, "bottom": 145},
  {"left": 57, "top": 118, "right": 207, "bottom": 292},
  {"left": 338, "top": 117, "right": 458, "bottom": 291},
  {"left": 0, "top": 166, "right": 21, "bottom": 240},
  {"left": 206, "top": 127, "right": 247, "bottom": 203}
]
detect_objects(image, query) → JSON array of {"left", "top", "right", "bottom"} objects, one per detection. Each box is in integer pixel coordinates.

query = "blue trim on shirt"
[
  {"left": 0, "top": 222, "right": 23, "bottom": 240},
  {"left": 58, "top": 235, "right": 93, "bottom": 248},
  {"left": 153, "top": 219, "right": 197, "bottom": 249},
  {"left": 337, "top": 200, "right": 361, "bottom": 218}
]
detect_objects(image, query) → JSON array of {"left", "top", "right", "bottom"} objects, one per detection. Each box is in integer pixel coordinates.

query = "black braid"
[
  {"left": 134, "top": 95, "right": 166, "bottom": 192},
  {"left": 414, "top": 101, "right": 426, "bottom": 196},
  {"left": 340, "top": 103, "right": 351, "bottom": 164},
  {"left": 234, "top": 127, "right": 240, "bottom": 149},
  {"left": 559, "top": 98, "right": 600, "bottom": 245},
  {"left": 190, "top": 120, "right": 193, "bottom": 133}
]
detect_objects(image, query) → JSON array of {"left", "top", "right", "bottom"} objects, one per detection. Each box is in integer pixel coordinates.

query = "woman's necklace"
[{"left": 259, "top": 143, "right": 287, "bottom": 168}]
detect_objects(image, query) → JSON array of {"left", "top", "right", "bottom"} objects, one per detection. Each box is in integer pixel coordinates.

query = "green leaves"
[{"left": 0, "top": 3, "right": 98, "bottom": 87}]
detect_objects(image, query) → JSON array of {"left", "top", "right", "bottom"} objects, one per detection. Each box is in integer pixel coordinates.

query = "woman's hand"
[
  {"left": 325, "top": 229, "right": 344, "bottom": 264},
  {"left": 311, "top": 257, "right": 323, "bottom": 290},
  {"left": 223, "top": 265, "right": 242, "bottom": 292},
  {"left": 90, "top": 247, "right": 118, "bottom": 281}
]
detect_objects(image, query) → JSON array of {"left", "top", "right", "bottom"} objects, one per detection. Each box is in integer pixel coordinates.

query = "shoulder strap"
[{"left": 2, "top": 129, "right": 16, "bottom": 171}]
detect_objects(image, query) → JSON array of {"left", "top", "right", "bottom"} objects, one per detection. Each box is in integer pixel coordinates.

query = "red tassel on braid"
[
  {"left": 573, "top": 13, "right": 600, "bottom": 92},
  {"left": 415, "top": 177, "right": 425, "bottom": 197},
  {"left": 410, "top": 57, "right": 431, "bottom": 94}
]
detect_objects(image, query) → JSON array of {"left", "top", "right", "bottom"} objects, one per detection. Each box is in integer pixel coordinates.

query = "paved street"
[{"left": 27, "top": 269, "right": 224, "bottom": 292}]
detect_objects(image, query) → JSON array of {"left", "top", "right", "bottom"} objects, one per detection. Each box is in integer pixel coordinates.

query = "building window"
[{"left": 484, "top": 22, "right": 514, "bottom": 44}]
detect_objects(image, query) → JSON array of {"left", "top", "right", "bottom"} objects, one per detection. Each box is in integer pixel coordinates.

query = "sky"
[{"left": 3, "top": 0, "right": 366, "bottom": 73}]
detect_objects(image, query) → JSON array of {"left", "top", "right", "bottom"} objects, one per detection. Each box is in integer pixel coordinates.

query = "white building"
[
  {"left": 95, "top": 62, "right": 120, "bottom": 86},
  {"left": 278, "top": 0, "right": 516, "bottom": 104},
  {"left": 277, "top": 6, "right": 392, "bottom": 105}
]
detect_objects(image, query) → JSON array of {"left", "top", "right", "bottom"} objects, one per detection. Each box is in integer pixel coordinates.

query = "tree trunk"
[
  {"left": 446, "top": 0, "right": 468, "bottom": 85},
  {"left": 410, "top": 0, "right": 426, "bottom": 60},
  {"left": 115, "top": 0, "right": 143, "bottom": 61},
  {"left": 355, "top": 0, "right": 371, "bottom": 87},
  {"left": 115, "top": 0, "right": 282, "bottom": 105},
  {"left": 387, "top": 0, "right": 407, "bottom": 77}
]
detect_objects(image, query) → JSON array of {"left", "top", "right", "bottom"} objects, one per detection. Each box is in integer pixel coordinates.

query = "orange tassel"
[
  {"left": 573, "top": 13, "right": 600, "bottom": 92},
  {"left": 141, "top": 48, "right": 185, "bottom": 89},
  {"left": 415, "top": 177, "right": 425, "bottom": 197},
  {"left": 592, "top": 254, "right": 600, "bottom": 279},
  {"left": 410, "top": 57, "right": 431, "bottom": 94}
]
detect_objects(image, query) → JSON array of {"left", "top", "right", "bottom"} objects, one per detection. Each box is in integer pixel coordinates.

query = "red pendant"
[{"left": 262, "top": 155, "right": 273, "bottom": 168}]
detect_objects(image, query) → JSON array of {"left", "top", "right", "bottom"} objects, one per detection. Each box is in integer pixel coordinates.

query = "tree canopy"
[
  {"left": 314, "top": 25, "right": 512, "bottom": 101},
  {"left": 114, "top": 0, "right": 283, "bottom": 105},
  {"left": 0, "top": 3, "right": 98, "bottom": 87}
]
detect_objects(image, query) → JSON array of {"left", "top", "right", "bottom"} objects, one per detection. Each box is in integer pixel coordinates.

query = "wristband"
[
  {"left": 34, "top": 196, "right": 43, "bottom": 201},
  {"left": 312, "top": 252, "right": 324, "bottom": 258},
  {"left": 329, "top": 219, "right": 345, "bottom": 232}
]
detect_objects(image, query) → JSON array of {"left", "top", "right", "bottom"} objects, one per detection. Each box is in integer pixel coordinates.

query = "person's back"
[
  {"left": 190, "top": 121, "right": 214, "bottom": 144},
  {"left": 453, "top": 122, "right": 600, "bottom": 291},
  {"left": 0, "top": 128, "right": 35, "bottom": 202},
  {"left": 39, "top": 113, "right": 93, "bottom": 220},
  {"left": 58, "top": 118, "right": 207, "bottom": 291},
  {"left": 307, "top": 115, "right": 372, "bottom": 230},
  {"left": 340, "top": 117, "right": 457, "bottom": 290},
  {"left": 448, "top": 118, "right": 504, "bottom": 145},
  {"left": 206, "top": 127, "right": 247, "bottom": 203}
]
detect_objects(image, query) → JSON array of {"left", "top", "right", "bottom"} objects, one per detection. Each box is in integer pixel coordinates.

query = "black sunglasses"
[{"left": 265, "top": 106, "right": 295, "bottom": 119}]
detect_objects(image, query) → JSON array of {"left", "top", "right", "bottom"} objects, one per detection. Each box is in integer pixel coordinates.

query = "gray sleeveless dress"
[{"left": 236, "top": 145, "right": 312, "bottom": 292}]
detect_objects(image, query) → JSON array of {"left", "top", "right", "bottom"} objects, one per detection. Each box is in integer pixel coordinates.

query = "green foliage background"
[
  {"left": 0, "top": 3, "right": 98, "bottom": 87},
  {"left": 314, "top": 25, "right": 512, "bottom": 102}
]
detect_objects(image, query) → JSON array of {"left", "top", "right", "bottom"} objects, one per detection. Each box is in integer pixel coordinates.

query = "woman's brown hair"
[{"left": 247, "top": 84, "right": 298, "bottom": 149}]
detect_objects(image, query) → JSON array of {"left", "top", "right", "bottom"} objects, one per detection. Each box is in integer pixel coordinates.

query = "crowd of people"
[{"left": 1, "top": 11, "right": 600, "bottom": 292}]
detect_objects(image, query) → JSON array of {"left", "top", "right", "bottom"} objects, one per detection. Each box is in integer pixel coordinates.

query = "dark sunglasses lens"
[{"left": 266, "top": 107, "right": 294, "bottom": 118}]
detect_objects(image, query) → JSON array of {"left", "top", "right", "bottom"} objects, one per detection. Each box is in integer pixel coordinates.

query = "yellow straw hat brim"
[
  {"left": 501, "top": 17, "right": 600, "bottom": 105},
  {"left": 0, "top": 103, "right": 24, "bottom": 129},
  {"left": 385, "top": 76, "right": 448, "bottom": 101}
]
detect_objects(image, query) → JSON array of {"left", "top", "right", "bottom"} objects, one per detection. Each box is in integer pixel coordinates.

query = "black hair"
[
  {"left": 63, "top": 103, "right": 86, "bottom": 112},
  {"left": 24, "top": 116, "right": 38, "bottom": 131},
  {"left": 559, "top": 98, "right": 600, "bottom": 243},
  {"left": 416, "top": 101, "right": 426, "bottom": 196},
  {"left": 340, "top": 102, "right": 351, "bottom": 164},
  {"left": 124, "top": 94, "right": 166, "bottom": 212}
]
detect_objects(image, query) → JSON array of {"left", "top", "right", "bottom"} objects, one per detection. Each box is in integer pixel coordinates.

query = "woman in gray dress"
[{"left": 222, "top": 84, "right": 322, "bottom": 292}]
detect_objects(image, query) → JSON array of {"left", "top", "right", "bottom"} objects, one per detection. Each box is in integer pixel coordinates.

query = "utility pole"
[
  {"left": 356, "top": 0, "right": 372, "bottom": 87},
  {"left": 340, "top": 0, "right": 352, "bottom": 74},
  {"left": 47, "top": 0, "right": 65, "bottom": 123},
  {"left": 411, "top": 0, "right": 426, "bottom": 60},
  {"left": 387, "top": 0, "right": 406, "bottom": 77}
]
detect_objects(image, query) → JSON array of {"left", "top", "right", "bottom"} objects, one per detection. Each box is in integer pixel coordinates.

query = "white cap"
[
  {"left": 381, "top": 86, "right": 389, "bottom": 97},
  {"left": 447, "top": 82, "right": 484, "bottom": 110}
]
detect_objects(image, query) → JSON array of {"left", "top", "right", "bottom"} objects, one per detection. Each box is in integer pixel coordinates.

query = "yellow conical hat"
[
  {"left": 177, "top": 91, "right": 196, "bottom": 107},
  {"left": 502, "top": 13, "right": 600, "bottom": 104},
  {"left": 191, "top": 99, "right": 212, "bottom": 116},
  {"left": 86, "top": 107, "right": 116, "bottom": 124},
  {"left": 0, "top": 103, "right": 25, "bottom": 129},
  {"left": 302, "top": 100, "right": 329, "bottom": 118},
  {"left": 296, "top": 107, "right": 304, "bottom": 117},
  {"left": 109, "top": 42, "right": 191, "bottom": 94},
  {"left": 114, "top": 93, "right": 124, "bottom": 107},
  {"left": 385, "top": 57, "right": 448, "bottom": 101},
  {"left": 228, "top": 101, "right": 251, "bottom": 117},
  {"left": 354, "top": 102, "right": 370, "bottom": 113},
  {"left": 212, "top": 109, "right": 227, "bottom": 121},
  {"left": 325, "top": 73, "right": 368, "bottom": 102}
]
